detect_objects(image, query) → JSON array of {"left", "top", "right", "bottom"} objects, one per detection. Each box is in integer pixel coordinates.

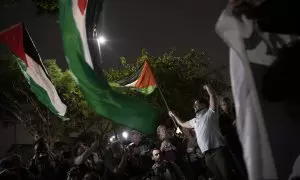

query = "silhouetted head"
[
  {"left": 67, "top": 166, "right": 82, "bottom": 180},
  {"left": 130, "top": 130, "right": 141, "bottom": 145},
  {"left": 83, "top": 172, "right": 99, "bottom": 180},
  {"left": 157, "top": 125, "right": 167, "bottom": 141},
  {"left": 193, "top": 99, "right": 208, "bottom": 113},
  {"left": 33, "top": 138, "right": 50, "bottom": 172},
  {"left": 220, "top": 97, "right": 231, "bottom": 113},
  {"left": 111, "top": 141, "right": 123, "bottom": 158}
]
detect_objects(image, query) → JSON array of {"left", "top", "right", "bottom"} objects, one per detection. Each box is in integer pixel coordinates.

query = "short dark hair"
[
  {"left": 195, "top": 98, "right": 209, "bottom": 108},
  {"left": 221, "top": 97, "right": 231, "bottom": 103},
  {"left": 130, "top": 130, "right": 141, "bottom": 136},
  {"left": 151, "top": 148, "right": 160, "bottom": 156}
]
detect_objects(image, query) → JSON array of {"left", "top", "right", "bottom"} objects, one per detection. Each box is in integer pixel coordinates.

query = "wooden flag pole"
[
  {"left": 148, "top": 61, "right": 180, "bottom": 131},
  {"left": 157, "top": 85, "right": 178, "bottom": 129}
]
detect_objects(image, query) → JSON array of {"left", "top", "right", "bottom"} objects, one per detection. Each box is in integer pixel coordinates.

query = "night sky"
[{"left": 0, "top": 0, "right": 228, "bottom": 70}]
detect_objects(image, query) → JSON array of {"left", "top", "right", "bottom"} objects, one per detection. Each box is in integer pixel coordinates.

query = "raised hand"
[{"left": 203, "top": 84, "right": 211, "bottom": 92}]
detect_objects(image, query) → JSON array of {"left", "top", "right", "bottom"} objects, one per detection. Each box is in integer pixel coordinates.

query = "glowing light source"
[
  {"left": 122, "top": 131, "right": 128, "bottom": 139},
  {"left": 109, "top": 136, "right": 115, "bottom": 142},
  {"left": 97, "top": 36, "right": 107, "bottom": 44}
]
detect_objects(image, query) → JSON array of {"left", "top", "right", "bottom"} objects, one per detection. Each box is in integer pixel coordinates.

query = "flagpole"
[
  {"left": 157, "top": 85, "right": 178, "bottom": 129},
  {"left": 147, "top": 61, "right": 180, "bottom": 131}
]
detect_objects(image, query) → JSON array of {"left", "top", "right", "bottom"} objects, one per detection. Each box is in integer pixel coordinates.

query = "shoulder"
[
  {"left": 207, "top": 108, "right": 216, "bottom": 114},
  {"left": 205, "top": 108, "right": 218, "bottom": 117},
  {"left": 187, "top": 118, "right": 197, "bottom": 126}
]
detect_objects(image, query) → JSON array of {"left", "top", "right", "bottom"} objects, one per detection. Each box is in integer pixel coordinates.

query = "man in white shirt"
[{"left": 169, "top": 85, "right": 238, "bottom": 180}]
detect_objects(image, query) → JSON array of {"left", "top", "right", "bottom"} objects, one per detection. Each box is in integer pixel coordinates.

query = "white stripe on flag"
[
  {"left": 124, "top": 79, "right": 138, "bottom": 87},
  {"left": 26, "top": 54, "right": 67, "bottom": 116},
  {"left": 72, "top": 0, "right": 94, "bottom": 70}
]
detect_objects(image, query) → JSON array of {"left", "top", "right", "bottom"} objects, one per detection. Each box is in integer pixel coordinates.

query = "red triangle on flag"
[
  {"left": 0, "top": 23, "right": 27, "bottom": 65},
  {"left": 78, "top": 0, "right": 88, "bottom": 15}
]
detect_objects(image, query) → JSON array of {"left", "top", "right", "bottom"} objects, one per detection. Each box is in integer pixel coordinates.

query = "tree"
[
  {"left": 1, "top": 0, "right": 58, "bottom": 15},
  {"left": 44, "top": 59, "right": 112, "bottom": 137},
  {"left": 104, "top": 49, "right": 230, "bottom": 126},
  {"left": 31, "top": 0, "right": 59, "bottom": 15},
  {"left": 0, "top": 45, "right": 53, "bottom": 142},
  {"left": 0, "top": 45, "right": 229, "bottom": 142},
  {"left": 0, "top": 45, "right": 112, "bottom": 145},
  {"left": 0, "top": 0, "right": 20, "bottom": 8}
]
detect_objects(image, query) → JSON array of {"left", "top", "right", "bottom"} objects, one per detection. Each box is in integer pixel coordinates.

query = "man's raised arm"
[{"left": 203, "top": 85, "right": 217, "bottom": 112}]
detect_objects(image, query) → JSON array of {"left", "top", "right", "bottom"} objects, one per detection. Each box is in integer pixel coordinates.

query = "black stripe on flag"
[
  {"left": 85, "top": 0, "right": 106, "bottom": 77},
  {"left": 117, "top": 64, "right": 143, "bottom": 86},
  {"left": 22, "top": 24, "right": 50, "bottom": 79}
]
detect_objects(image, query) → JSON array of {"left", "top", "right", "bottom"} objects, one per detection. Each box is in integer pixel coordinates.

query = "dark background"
[{"left": 0, "top": 0, "right": 228, "bottom": 69}]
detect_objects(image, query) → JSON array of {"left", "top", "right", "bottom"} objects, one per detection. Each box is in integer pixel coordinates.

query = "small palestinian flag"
[
  {"left": 0, "top": 23, "right": 67, "bottom": 119},
  {"left": 110, "top": 61, "right": 157, "bottom": 95}
]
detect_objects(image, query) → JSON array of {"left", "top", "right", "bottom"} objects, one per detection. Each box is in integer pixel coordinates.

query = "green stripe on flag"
[
  {"left": 15, "top": 56, "right": 68, "bottom": 120},
  {"left": 109, "top": 82, "right": 156, "bottom": 95},
  {"left": 59, "top": 0, "right": 160, "bottom": 134}
]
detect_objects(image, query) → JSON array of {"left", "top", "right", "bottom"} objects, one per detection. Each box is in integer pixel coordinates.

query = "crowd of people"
[{"left": 0, "top": 85, "right": 247, "bottom": 180}]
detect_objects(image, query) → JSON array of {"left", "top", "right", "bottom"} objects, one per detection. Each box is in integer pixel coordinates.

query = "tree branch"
[{"left": 0, "top": 103, "right": 35, "bottom": 137}]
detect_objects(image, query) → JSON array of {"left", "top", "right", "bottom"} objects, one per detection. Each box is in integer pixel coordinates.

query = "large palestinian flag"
[
  {"left": 59, "top": 0, "right": 160, "bottom": 133},
  {"left": 110, "top": 61, "right": 157, "bottom": 95},
  {"left": 0, "top": 23, "right": 67, "bottom": 118}
]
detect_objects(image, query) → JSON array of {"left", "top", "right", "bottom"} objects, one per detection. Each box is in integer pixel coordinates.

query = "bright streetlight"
[
  {"left": 97, "top": 36, "right": 107, "bottom": 45},
  {"left": 122, "top": 131, "right": 128, "bottom": 139}
]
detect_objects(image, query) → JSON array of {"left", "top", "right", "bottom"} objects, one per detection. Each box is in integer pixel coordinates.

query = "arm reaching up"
[{"left": 203, "top": 85, "right": 217, "bottom": 112}]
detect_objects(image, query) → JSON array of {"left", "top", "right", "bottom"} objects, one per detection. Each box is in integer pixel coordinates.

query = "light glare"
[
  {"left": 122, "top": 131, "right": 128, "bottom": 139},
  {"left": 97, "top": 36, "right": 107, "bottom": 44},
  {"left": 109, "top": 136, "right": 115, "bottom": 142}
]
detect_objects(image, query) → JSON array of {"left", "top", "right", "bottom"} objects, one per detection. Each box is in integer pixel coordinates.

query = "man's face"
[
  {"left": 131, "top": 133, "right": 141, "bottom": 145},
  {"left": 157, "top": 126, "right": 167, "bottom": 140},
  {"left": 152, "top": 150, "right": 161, "bottom": 162},
  {"left": 193, "top": 100, "right": 206, "bottom": 113}
]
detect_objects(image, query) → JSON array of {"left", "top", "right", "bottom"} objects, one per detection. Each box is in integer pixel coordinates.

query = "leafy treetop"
[{"left": 104, "top": 49, "right": 229, "bottom": 126}]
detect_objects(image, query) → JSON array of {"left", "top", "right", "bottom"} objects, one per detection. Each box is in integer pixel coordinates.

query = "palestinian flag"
[
  {"left": 59, "top": 0, "right": 160, "bottom": 133},
  {"left": 110, "top": 61, "right": 157, "bottom": 95},
  {"left": 0, "top": 23, "right": 67, "bottom": 119}
]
